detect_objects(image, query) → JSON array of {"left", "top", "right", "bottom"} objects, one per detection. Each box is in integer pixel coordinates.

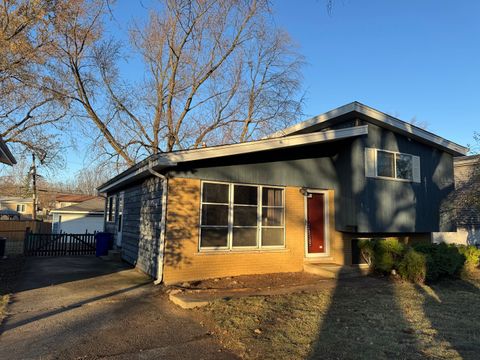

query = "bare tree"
[
  {"left": 38, "top": 0, "right": 304, "bottom": 167},
  {"left": 0, "top": 0, "right": 69, "bottom": 166}
]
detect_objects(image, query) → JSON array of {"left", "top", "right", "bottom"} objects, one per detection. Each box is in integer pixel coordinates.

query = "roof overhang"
[
  {"left": 268, "top": 102, "right": 468, "bottom": 156},
  {"left": 50, "top": 210, "right": 104, "bottom": 215},
  {"left": 0, "top": 138, "right": 16, "bottom": 166},
  {"left": 98, "top": 125, "right": 368, "bottom": 193}
]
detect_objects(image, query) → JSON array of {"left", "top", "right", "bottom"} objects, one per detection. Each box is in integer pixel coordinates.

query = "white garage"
[{"left": 51, "top": 198, "right": 105, "bottom": 234}]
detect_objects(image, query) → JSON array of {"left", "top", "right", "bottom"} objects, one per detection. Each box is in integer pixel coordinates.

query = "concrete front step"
[
  {"left": 100, "top": 249, "right": 122, "bottom": 262},
  {"left": 304, "top": 263, "right": 370, "bottom": 279}
]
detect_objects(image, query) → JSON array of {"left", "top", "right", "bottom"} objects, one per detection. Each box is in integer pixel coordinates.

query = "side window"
[
  {"left": 365, "top": 148, "right": 420, "bottom": 183},
  {"left": 106, "top": 195, "right": 116, "bottom": 222}
]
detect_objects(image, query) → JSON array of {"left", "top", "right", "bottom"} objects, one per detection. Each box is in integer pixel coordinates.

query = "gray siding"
[
  {"left": 107, "top": 177, "right": 163, "bottom": 277},
  {"left": 167, "top": 121, "right": 455, "bottom": 233}
]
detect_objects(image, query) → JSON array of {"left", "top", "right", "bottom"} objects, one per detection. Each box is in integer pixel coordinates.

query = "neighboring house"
[
  {"left": 50, "top": 197, "right": 105, "bottom": 234},
  {"left": 0, "top": 197, "right": 34, "bottom": 219},
  {"left": 50, "top": 197, "right": 104, "bottom": 234},
  {"left": 98, "top": 102, "right": 468, "bottom": 284},
  {"left": 0, "top": 137, "right": 16, "bottom": 166},
  {"left": 433, "top": 155, "right": 480, "bottom": 246},
  {"left": 54, "top": 194, "right": 98, "bottom": 209}
]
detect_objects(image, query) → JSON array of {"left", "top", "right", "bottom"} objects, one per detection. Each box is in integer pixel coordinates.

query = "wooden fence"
[
  {"left": 0, "top": 220, "right": 51, "bottom": 255},
  {"left": 24, "top": 232, "right": 97, "bottom": 256}
]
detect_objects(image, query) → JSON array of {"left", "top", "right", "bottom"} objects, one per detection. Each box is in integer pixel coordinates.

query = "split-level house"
[{"left": 98, "top": 102, "right": 467, "bottom": 284}]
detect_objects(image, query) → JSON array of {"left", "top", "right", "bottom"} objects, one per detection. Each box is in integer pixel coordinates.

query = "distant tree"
[{"left": 0, "top": 0, "right": 69, "bottom": 166}]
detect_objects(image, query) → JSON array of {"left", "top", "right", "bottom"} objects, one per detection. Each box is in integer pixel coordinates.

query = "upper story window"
[
  {"left": 200, "top": 181, "right": 285, "bottom": 251},
  {"left": 366, "top": 148, "right": 420, "bottom": 183},
  {"left": 16, "top": 204, "right": 25, "bottom": 213},
  {"left": 106, "top": 195, "right": 116, "bottom": 222}
]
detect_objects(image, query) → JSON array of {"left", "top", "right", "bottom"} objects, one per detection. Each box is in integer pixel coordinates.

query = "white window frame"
[
  {"left": 199, "top": 181, "right": 286, "bottom": 252},
  {"left": 16, "top": 204, "right": 26, "bottom": 213},
  {"left": 375, "top": 149, "right": 414, "bottom": 182},
  {"left": 106, "top": 195, "right": 116, "bottom": 223}
]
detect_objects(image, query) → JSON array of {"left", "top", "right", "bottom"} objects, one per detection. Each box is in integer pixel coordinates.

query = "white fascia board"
[
  {"left": 354, "top": 103, "right": 468, "bottom": 156},
  {"left": 268, "top": 102, "right": 468, "bottom": 156},
  {"left": 267, "top": 102, "right": 357, "bottom": 139},
  {"left": 99, "top": 126, "right": 368, "bottom": 193},
  {"left": 162, "top": 125, "right": 368, "bottom": 163},
  {"left": 97, "top": 159, "right": 176, "bottom": 193}
]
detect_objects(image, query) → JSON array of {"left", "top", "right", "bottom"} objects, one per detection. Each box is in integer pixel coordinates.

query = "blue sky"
[{"left": 61, "top": 0, "right": 480, "bottom": 180}]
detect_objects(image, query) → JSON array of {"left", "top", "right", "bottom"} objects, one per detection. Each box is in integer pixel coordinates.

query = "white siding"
[
  {"left": 52, "top": 213, "right": 104, "bottom": 234},
  {"left": 432, "top": 226, "right": 480, "bottom": 246}
]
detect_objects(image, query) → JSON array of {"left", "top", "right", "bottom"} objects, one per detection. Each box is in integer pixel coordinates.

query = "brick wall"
[{"left": 163, "top": 178, "right": 307, "bottom": 284}]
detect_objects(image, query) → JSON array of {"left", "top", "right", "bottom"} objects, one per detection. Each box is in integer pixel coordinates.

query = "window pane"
[
  {"left": 202, "top": 204, "right": 228, "bottom": 225},
  {"left": 262, "top": 228, "right": 284, "bottom": 246},
  {"left": 202, "top": 183, "right": 229, "bottom": 203},
  {"left": 201, "top": 227, "right": 228, "bottom": 247},
  {"left": 262, "top": 207, "right": 284, "bottom": 226},
  {"left": 262, "top": 188, "right": 283, "bottom": 206},
  {"left": 377, "top": 151, "right": 394, "bottom": 178},
  {"left": 234, "top": 206, "right": 257, "bottom": 226},
  {"left": 396, "top": 154, "right": 413, "bottom": 180},
  {"left": 233, "top": 228, "right": 257, "bottom": 247},
  {"left": 234, "top": 185, "right": 258, "bottom": 205}
]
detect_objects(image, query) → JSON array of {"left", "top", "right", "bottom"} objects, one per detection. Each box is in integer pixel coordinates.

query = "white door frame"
[
  {"left": 116, "top": 191, "right": 125, "bottom": 247},
  {"left": 304, "top": 189, "right": 330, "bottom": 258}
]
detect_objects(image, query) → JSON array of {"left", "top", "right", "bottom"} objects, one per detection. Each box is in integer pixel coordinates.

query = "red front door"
[{"left": 307, "top": 193, "right": 326, "bottom": 254}]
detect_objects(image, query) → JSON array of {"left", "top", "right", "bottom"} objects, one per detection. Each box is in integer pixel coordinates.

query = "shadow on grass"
[{"left": 308, "top": 270, "right": 480, "bottom": 360}]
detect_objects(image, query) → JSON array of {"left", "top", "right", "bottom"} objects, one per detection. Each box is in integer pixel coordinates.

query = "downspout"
[{"left": 148, "top": 161, "right": 168, "bottom": 285}]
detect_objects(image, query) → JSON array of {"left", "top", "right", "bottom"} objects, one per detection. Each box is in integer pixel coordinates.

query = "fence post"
[{"left": 24, "top": 227, "right": 31, "bottom": 255}]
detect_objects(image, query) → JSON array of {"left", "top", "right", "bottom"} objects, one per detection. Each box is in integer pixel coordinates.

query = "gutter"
[{"left": 147, "top": 161, "right": 168, "bottom": 285}]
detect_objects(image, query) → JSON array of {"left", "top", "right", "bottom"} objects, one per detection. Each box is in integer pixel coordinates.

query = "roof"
[
  {"left": 50, "top": 197, "right": 105, "bottom": 214},
  {"left": 268, "top": 101, "right": 468, "bottom": 156},
  {"left": 454, "top": 154, "right": 480, "bottom": 166},
  {"left": 0, "top": 197, "right": 32, "bottom": 204},
  {"left": 0, "top": 137, "right": 16, "bottom": 166},
  {"left": 55, "top": 194, "right": 98, "bottom": 203},
  {"left": 98, "top": 125, "right": 369, "bottom": 192}
]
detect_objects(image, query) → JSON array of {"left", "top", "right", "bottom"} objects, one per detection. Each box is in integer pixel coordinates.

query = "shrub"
[
  {"left": 398, "top": 248, "right": 427, "bottom": 283},
  {"left": 358, "top": 238, "right": 405, "bottom": 274},
  {"left": 412, "top": 243, "right": 465, "bottom": 282},
  {"left": 457, "top": 245, "right": 480, "bottom": 269}
]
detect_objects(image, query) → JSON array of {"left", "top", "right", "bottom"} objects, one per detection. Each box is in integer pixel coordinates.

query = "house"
[
  {"left": 433, "top": 155, "right": 480, "bottom": 246},
  {"left": 0, "top": 137, "right": 16, "bottom": 166},
  {"left": 98, "top": 102, "right": 468, "bottom": 284},
  {"left": 54, "top": 194, "right": 98, "bottom": 209},
  {"left": 0, "top": 197, "right": 34, "bottom": 219},
  {"left": 50, "top": 197, "right": 105, "bottom": 234}
]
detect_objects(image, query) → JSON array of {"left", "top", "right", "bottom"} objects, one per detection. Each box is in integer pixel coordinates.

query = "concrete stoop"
[
  {"left": 100, "top": 249, "right": 122, "bottom": 262},
  {"left": 168, "top": 281, "right": 334, "bottom": 309},
  {"left": 303, "top": 263, "right": 371, "bottom": 279}
]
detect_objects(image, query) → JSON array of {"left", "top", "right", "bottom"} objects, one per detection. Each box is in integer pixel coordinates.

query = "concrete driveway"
[{"left": 0, "top": 257, "right": 238, "bottom": 360}]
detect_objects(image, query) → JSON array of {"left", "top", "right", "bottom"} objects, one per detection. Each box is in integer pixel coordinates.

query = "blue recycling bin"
[{"left": 95, "top": 232, "right": 113, "bottom": 257}]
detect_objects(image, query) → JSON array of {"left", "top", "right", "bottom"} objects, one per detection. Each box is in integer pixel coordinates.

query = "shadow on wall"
[{"left": 163, "top": 177, "right": 197, "bottom": 269}]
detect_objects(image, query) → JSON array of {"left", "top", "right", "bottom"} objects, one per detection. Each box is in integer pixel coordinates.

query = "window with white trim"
[
  {"left": 106, "top": 195, "right": 116, "bottom": 222},
  {"left": 200, "top": 182, "right": 285, "bottom": 250},
  {"left": 365, "top": 148, "right": 420, "bottom": 183},
  {"left": 16, "top": 204, "right": 25, "bottom": 213}
]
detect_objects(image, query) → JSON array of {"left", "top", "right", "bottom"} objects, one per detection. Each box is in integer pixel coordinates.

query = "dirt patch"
[
  {"left": 0, "top": 256, "right": 25, "bottom": 324},
  {"left": 169, "top": 271, "right": 328, "bottom": 291}
]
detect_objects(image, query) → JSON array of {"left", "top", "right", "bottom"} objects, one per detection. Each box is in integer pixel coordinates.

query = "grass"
[
  {"left": 203, "top": 272, "right": 480, "bottom": 360},
  {"left": 0, "top": 256, "right": 24, "bottom": 324}
]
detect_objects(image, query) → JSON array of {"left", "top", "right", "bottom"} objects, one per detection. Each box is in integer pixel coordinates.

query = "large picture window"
[{"left": 200, "top": 182, "right": 285, "bottom": 250}]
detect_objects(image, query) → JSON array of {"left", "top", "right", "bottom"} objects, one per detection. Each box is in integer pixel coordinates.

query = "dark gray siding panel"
[
  {"left": 359, "top": 123, "right": 455, "bottom": 233},
  {"left": 167, "top": 122, "right": 455, "bottom": 233},
  {"left": 108, "top": 177, "right": 163, "bottom": 277}
]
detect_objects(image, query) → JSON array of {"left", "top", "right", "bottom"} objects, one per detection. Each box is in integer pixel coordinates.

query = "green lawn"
[{"left": 203, "top": 272, "right": 480, "bottom": 359}]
